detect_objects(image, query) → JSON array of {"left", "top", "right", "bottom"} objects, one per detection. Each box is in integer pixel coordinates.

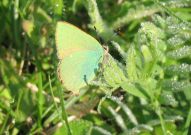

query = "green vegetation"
[{"left": 0, "top": 0, "right": 191, "bottom": 134}]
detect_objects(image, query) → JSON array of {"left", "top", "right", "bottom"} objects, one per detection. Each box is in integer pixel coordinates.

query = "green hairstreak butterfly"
[{"left": 55, "top": 22, "right": 104, "bottom": 94}]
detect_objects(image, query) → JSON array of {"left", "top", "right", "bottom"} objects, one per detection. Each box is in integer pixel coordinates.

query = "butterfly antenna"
[
  {"left": 105, "top": 27, "right": 122, "bottom": 45},
  {"left": 94, "top": 26, "right": 105, "bottom": 44},
  {"left": 93, "top": 26, "right": 125, "bottom": 58}
]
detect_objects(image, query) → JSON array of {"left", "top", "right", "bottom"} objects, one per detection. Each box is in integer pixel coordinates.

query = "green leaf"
[
  {"left": 153, "top": 122, "right": 178, "bottom": 135},
  {"left": 141, "top": 45, "right": 153, "bottom": 63},
  {"left": 51, "top": 0, "right": 63, "bottom": 15},
  {"left": 126, "top": 45, "right": 140, "bottom": 81},
  {"left": 54, "top": 120, "right": 93, "bottom": 135},
  {"left": 162, "top": 80, "right": 191, "bottom": 92},
  {"left": 103, "top": 55, "right": 127, "bottom": 88},
  {"left": 121, "top": 81, "right": 149, "bottom": 100},
  {"left": 139, "top": 22, "right": 165, "bottom": 40},
  {"left": 167, "top": 46, "right": 191, "bottom": 60},
  {"left": 165, "top": 63, "right": 191, "bottom": 76},
  {"left": 159, "top": 91, "right": 178, "bottom": 107}
]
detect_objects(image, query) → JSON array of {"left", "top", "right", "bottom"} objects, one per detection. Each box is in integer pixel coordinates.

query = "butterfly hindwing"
[{"left": 57, "top": 51, "right": 103, "bottom": 93}]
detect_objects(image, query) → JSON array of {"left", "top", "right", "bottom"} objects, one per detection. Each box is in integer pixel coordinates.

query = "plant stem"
[
  {"left": 58, "top": 87, "right": 72, "bottom": 135},
  {"left": 37, "top": 72, "right": 43, "bottom": 130},
  {"left": 156, "top": 105, "right": 167, "bottom": 135},
  {"left": 48, "top": 75, "right": 59, "bottom": 112},
  {"left": 183, "top": 102, "right": 191, "bottom": 135}
]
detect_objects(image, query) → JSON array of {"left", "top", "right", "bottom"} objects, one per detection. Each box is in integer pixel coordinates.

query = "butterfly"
[{"left": 55, "top": 22, "right": 104, "bottom": 94}]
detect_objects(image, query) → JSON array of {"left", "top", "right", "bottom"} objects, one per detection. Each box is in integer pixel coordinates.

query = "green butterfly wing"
[{"left": 55, "top": 22, "right": 103, "bottom": 93}]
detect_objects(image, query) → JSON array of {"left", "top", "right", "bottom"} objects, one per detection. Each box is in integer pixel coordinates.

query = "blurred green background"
[{"left": 0, "top": 0, "right": 191, "bottom": 134}]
